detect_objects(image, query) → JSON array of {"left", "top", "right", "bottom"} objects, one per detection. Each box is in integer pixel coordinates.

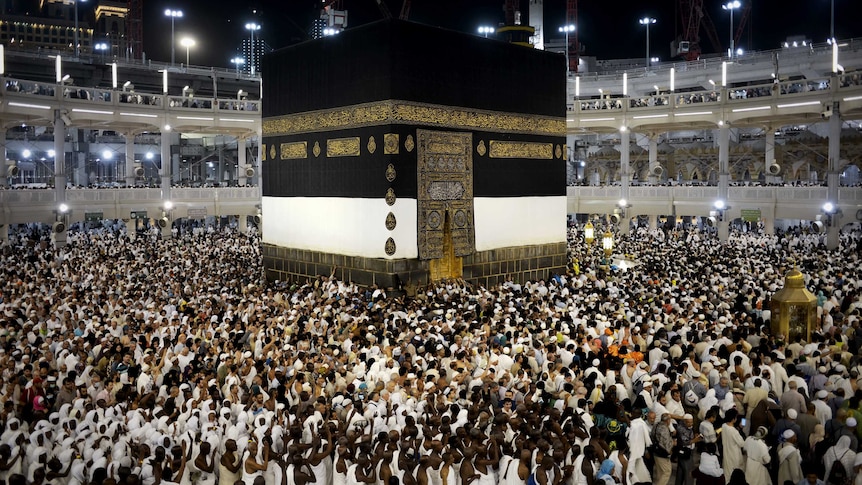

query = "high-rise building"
[
  {"left": 0, "top": 0, "right": 130, "bottom": 55},
  {"left": 94, "top": 0, "right": 128, "bottom": 57},
  {"left": 311, "top": 4, "right": 347, "bottom": 40},
  {"left": 240, "top": 37, "right": 272, "bottom": 75}
]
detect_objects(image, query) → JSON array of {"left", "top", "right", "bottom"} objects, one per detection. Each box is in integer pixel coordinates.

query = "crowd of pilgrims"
[{"left": 0, "top": 222, "right": 861, "bottom": 485}]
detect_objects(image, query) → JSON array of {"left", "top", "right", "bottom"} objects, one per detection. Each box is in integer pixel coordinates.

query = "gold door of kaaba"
[
  {"left": 417, "top": 129, "right": 474, "bottom": 281},
  {"left": 429, "top": 212, "right": 462, "bottom": 281}
]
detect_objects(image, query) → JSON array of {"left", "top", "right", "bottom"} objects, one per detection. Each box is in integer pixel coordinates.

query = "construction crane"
[
  {"left": 374, "top": 0, "right": 393, "bottom": 19},
  {"left": 399, "top": 0, "right": 411, "bottom": 20},
  {"left": 126, "top": 0, "right": 143, "bottom": 59},
  {"left": 732, "top": 3, "right": 751, "bottom": 53},
  {"left": 503, "top": 0, "right": 519, "bottom": 26},
  {"left": 674, "top": 0, "right": 722, "bottom": 60}
]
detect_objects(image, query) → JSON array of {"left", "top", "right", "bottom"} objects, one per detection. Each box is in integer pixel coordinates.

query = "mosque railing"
[
  {"left": 567, "top": 185, "right": 860, "bottom": 211},
  {"left": 1, "top": 76, "right": 261, "bottom": 116},
  {"left": 574, "top": 37, "right": 862, "bottom": 83},
  {"left": 0, "top": 187, "right": 261, "bottom": 205}
]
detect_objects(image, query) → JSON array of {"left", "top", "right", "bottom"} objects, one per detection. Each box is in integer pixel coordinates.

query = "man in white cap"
[
  {"left": 743, "top": 426, "right": 771, "bottom": 485},
  {"left": 842, "top": 417, "right": 859, "bottom": 451},
  {"left": 814, "top": 390, "right": 833, "bottom": 425},
  {"left": 773, "top": 408, "right": 803, "bottom": 443},
  {"left": 674, "top": 413, "right": 698, "bottom": 485},
  {"left": 777, "top": 429, "right": 803, "bottom": 485}
]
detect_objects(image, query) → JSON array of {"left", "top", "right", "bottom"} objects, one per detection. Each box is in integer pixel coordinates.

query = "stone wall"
[{"left": 262, "top": 241, "right": 568, "bottom": 289}]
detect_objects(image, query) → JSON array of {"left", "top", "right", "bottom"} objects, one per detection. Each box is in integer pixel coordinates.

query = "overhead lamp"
[{"left": 584, "top": 220, "right": 595, "bottom": 245}]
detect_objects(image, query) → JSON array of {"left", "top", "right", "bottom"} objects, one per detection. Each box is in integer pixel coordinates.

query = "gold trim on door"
[
  {"left": 429, "top": 211, "right": 463, "bottom": 281},
  {"left": 416, "top": 129, "right": 475, "bottom": 262}
]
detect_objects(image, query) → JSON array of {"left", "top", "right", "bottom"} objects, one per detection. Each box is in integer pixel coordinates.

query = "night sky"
[{"left": 125, "top": 0, "right": 856, "bottom": 69}]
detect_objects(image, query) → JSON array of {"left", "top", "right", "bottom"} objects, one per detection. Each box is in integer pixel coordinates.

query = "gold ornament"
[
  {"left": 312, "top": 141, "right": 321, "bottom": 157},
  {"left": 280, "top": 142, "right": 307, "bottom": 160},
  {"left": 262, "top": 100, "right": 565, "bottom": 137},
  {"left": 385, "top": 212, "right": 397, "bottom": 230},
  {"left": 488, "top": 140, "right": 554, "bottom": 159},
  {"left": 405, "top": 134, "right": 415, "bottom": 153},
  {"left": 384, "top": 237, "right": 396, "bottom": 256},
  {"left": 367, "top": 136, "right": 377, "bottom": 154},
  {"left": 326, "top": 137, "right": 361, "bottom": 157},
  {"left": 385, "top": 188, "right": 396, "bottom": 206},
  {"left": 383, "top": 133, "right": 400, "bottom": 154},
  {"left": 477, "top": 140, "right": 487, "bottom": 156},
  {"left": 385, "top": 164, "right": 396, "bottom": 182}
]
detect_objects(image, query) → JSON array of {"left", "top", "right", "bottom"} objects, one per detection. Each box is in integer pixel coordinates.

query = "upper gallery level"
[{"left": 568, "top": 39, "right": 862, "bottom": 132}]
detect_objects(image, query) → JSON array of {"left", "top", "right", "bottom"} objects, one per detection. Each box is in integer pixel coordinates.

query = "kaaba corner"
[{"left": 260, "top": 19, "right": 568, "bottom": 288}]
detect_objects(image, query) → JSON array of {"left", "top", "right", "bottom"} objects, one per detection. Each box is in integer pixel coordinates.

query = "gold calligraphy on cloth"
[{"left": 263, "top": 100, "right": 565, "bottom": 137}]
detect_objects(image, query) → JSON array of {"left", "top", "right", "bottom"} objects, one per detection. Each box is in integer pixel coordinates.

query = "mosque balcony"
[
  {"left": 571, "top": 38, "right": 862, "bottom": 101},
  {"left": 0, "top": 186, "right": 261, "bottom": 225},
  {"left": 567, "top": 74, "right": 862, "bottom": 133},
  {"left": 568, "top": 37, "right": 862, "bottom": 133},
  {"left": 567, "top": 185, "right": 862, "bottom": 222},
  {"left": 1, "top": 76, "right": 261, "bottom": 137}
]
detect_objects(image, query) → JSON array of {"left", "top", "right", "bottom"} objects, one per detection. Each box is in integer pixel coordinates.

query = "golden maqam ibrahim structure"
[{"left": 770, "top": 268, "right": 817, "bottom": 343}]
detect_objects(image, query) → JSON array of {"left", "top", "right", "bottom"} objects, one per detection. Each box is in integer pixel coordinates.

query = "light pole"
[
  {"left": 73, "top": 0, "right": 86, "bottom": 57},
  {"left": 639, "top": 17, "right": 656, "bottom": 68},
  {"left": 231, "top": 57, "right": 245, "bottom": 75},
  {"left": 94, "top": 42, "right": 108, "bottom": 61},
  {"left": 180, "top": 37, "right": 195, "bottom": 66},
  {"left": 477, "top": 26, "right": 494, "bottom": 38},
  {"left": 164, "top": 9, "right": 183, "bottom": 65},
  {"left": 722, "top": 1, "right": 741, "bottom": 59},
  {"left": 245, "top": 23, "right": 261, "bottom": 76},
  {"left": 559, "top": 24, "right": 575, "bottom": 74}
]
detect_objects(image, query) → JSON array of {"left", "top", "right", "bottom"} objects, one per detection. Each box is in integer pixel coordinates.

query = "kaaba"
[{"left": 260, "top": 19, "right": 567, "bottom": 288}]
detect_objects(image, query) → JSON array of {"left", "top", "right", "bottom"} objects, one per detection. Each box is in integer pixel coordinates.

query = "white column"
[
  {"left": 826, "top": 104, "right": 841, "bottom": 250},
  {"left": 648, "top": 133, "right": 659, "bottom": 184},
  {"left": 160, "top": 129, "right": 172, "bottom": 200},
  {"left": 0, "top": 128, "right": 7, "bottom": 188},
  {"left": 619, "top": 129, "right": 631, "bottom": 234},
  {"left": 763, "top": 126, "right": 777, "bottom": 183},
  {"left": 125, "top": 133, "right": 136, "bottom": 187},
  {"left": 717, "top": 124, "right": 730, "bottom": 241},
  {"left": 237, "top": 136, "right": 248, "bottom": 186},
  {"left": 171, "top": 133, "right": 180, "bottom": 187},
  {"left": 159, "top": 130, "right": 173, "bottom": 239},
  {"left": 53, "top": 110, "right": 66, "bottom": 203},
  {"left": 649, "top": 215, "right": 658, "bottom": 231},
  {"left": 257, "top": 130, "right": 263, "bottom": 193},
  {"left": 763, "top": 217, "right": 775, "bottom": 235}
]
